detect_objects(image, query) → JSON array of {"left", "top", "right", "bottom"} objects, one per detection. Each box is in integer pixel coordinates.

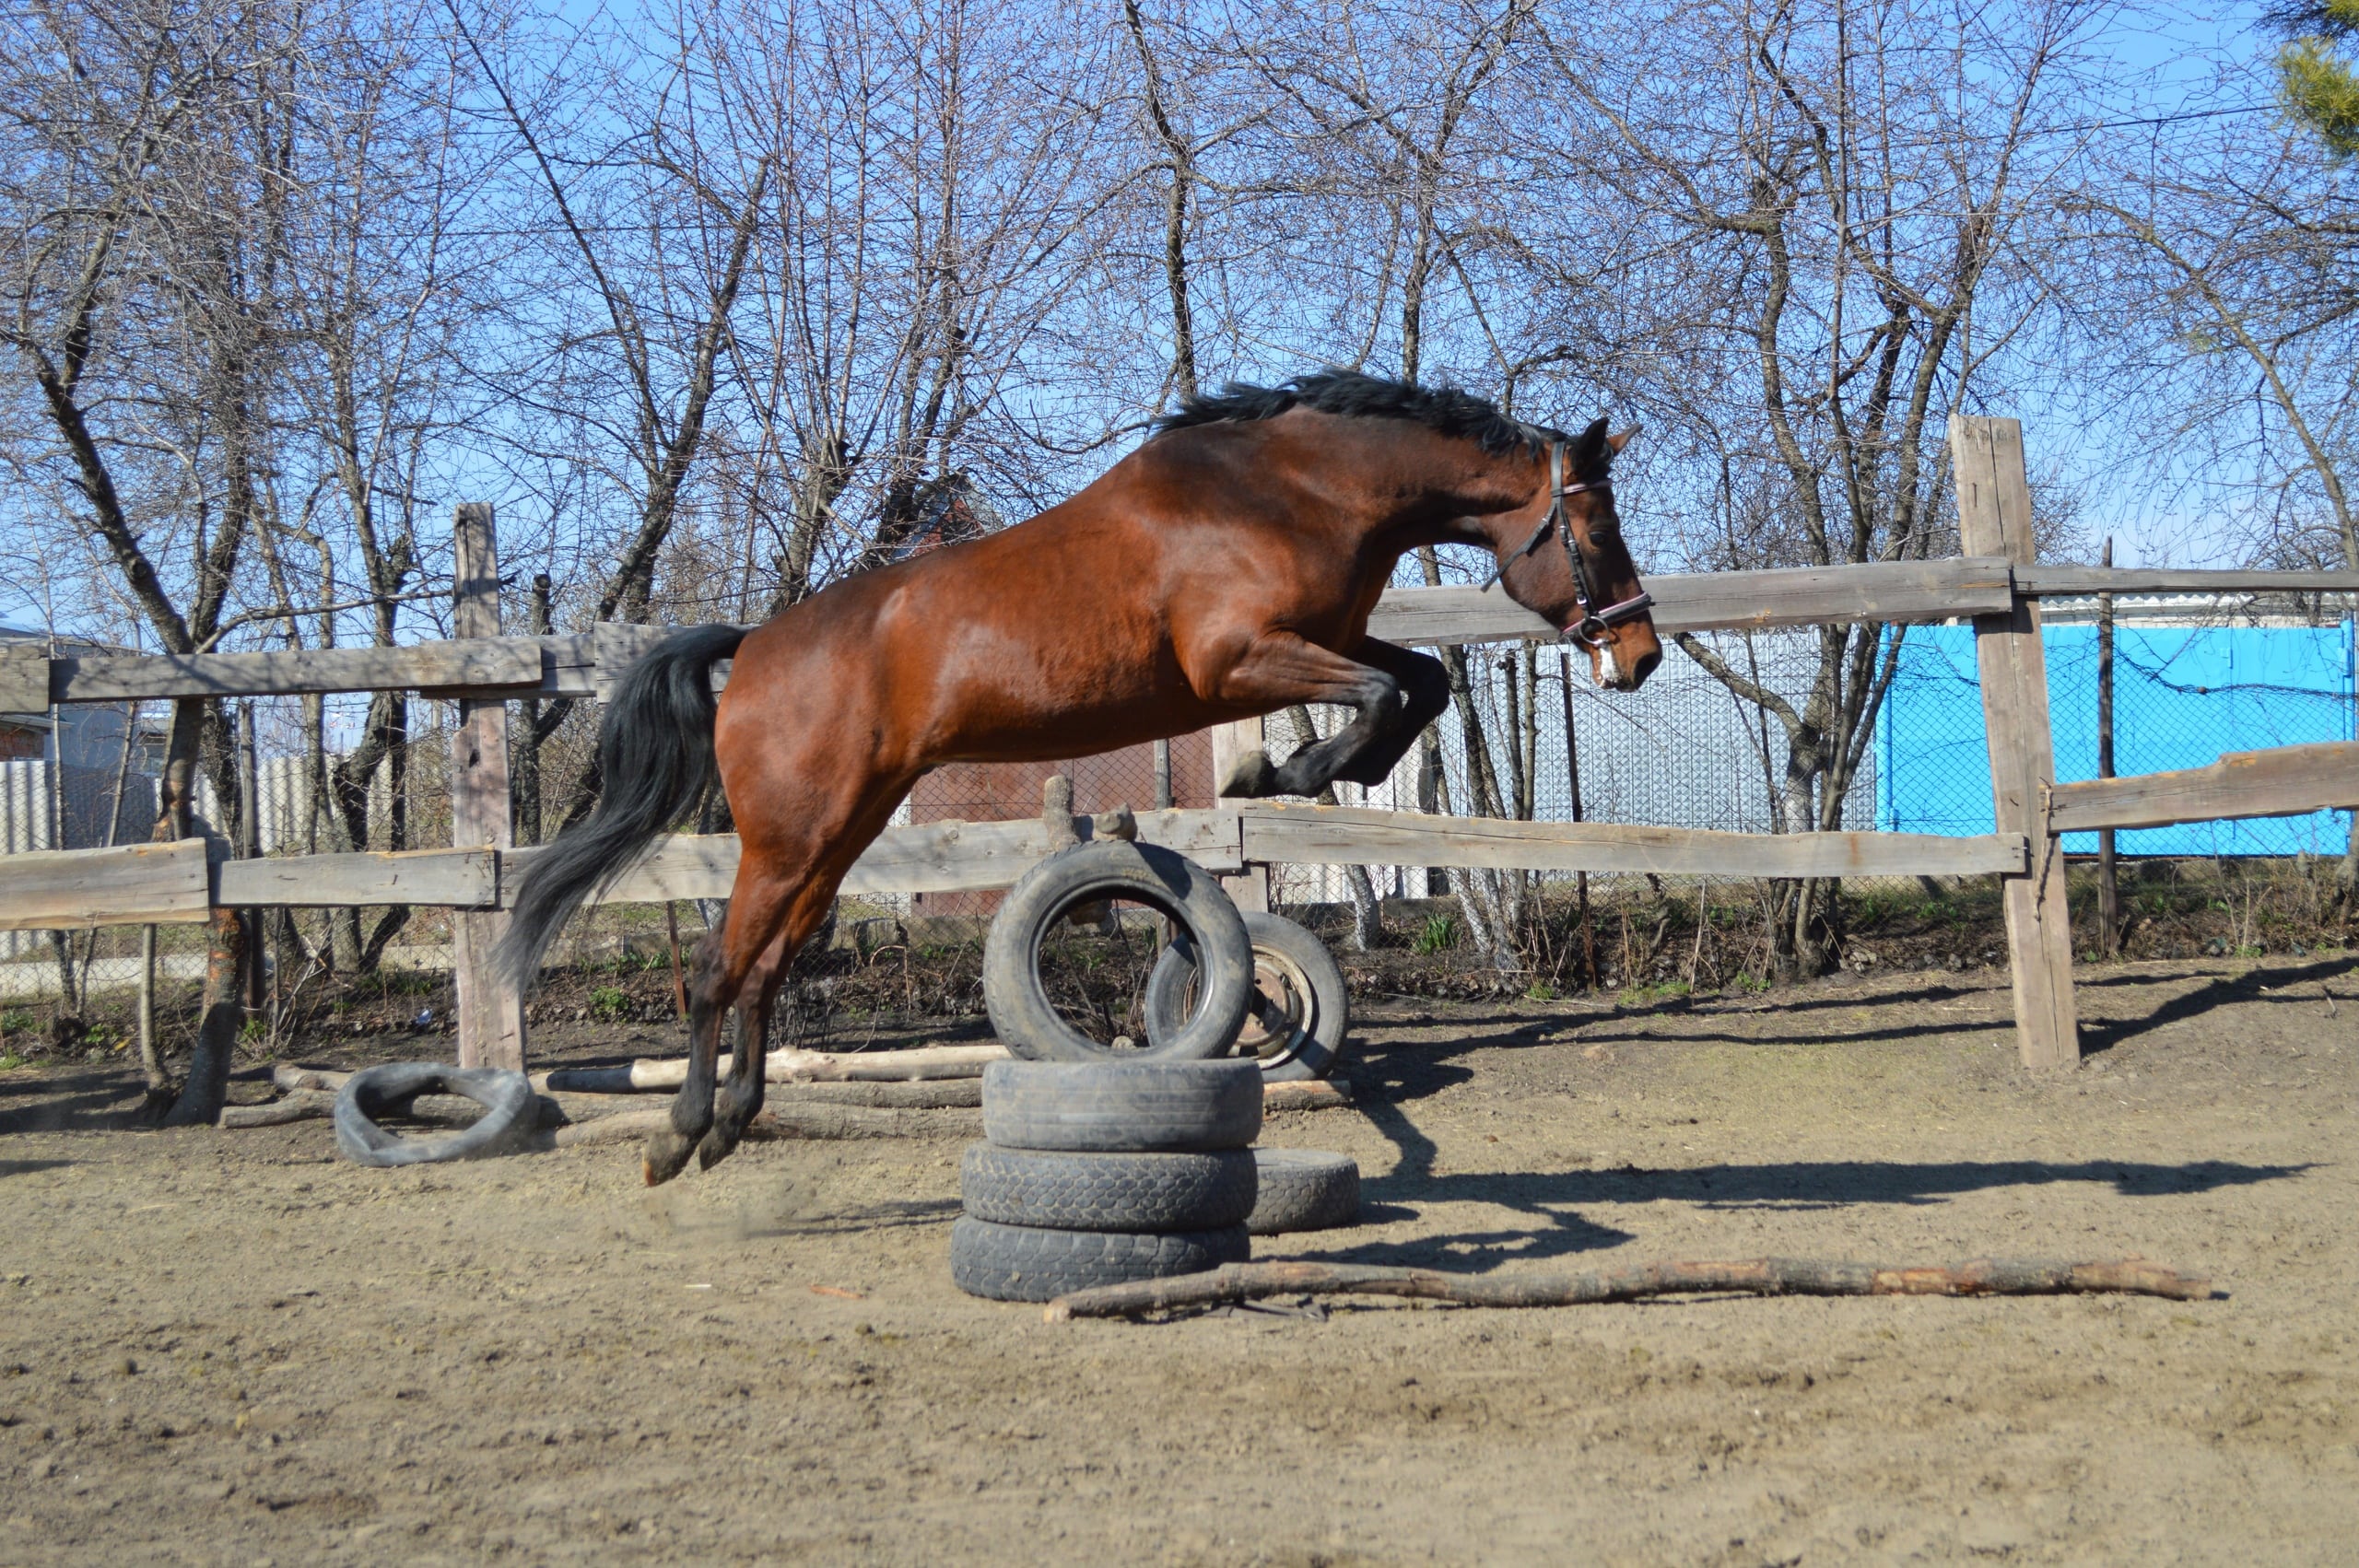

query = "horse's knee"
[{"left": 1402, "top": 655, "right": 1449, "bottom": 723}]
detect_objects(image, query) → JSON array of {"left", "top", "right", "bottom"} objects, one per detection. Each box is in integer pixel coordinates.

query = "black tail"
[{"left": 498, "top": 624, "right": 747, "bottom": 989}]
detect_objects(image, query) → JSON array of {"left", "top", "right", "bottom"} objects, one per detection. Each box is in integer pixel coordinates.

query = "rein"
[{"left": 1480, "top": 440, "right": 1654, "bottom": 648}]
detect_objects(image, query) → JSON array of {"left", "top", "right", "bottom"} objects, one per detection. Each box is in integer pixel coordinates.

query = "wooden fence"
[{"left": 3, "top": 415, "right": 2354, "bottom": 1074}]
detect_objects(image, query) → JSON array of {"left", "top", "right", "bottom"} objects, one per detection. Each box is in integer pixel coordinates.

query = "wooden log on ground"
[
  {"left": 2045, "top": 742, "right": 2359, "bottom": 834},
  {"left": 574, "top": 1043, "right": 1013, "bottom": 1091},
  {"left": 527, "top": 1102, "right": 981, "bottom": 1149},
  {"left": 0, "top": 839, "right": 213, "bottom": 930},
  {"left": 1043, "top": 1256, "right": 2212, "bottom": 1320},
  {"left": 218, "top": 1090, "right": 337, "bottom": 1128},
  {"left": 1262, "top": 1078, "right": 1353, "bottom": 1111}
]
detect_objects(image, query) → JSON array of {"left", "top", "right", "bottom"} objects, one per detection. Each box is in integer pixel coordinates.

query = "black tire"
[
  {"left": 983, "top": 839, "right": 1254, "bottom": 1063},
  {"left": 980, "top": 1059, "right": 1262, "bottom": 1153},
  {"left": 1143, "top": 911, "right": 1351, "bottom": 1082},
  {"left": 1246, "top": 1148, "right": 1361, "bottom": 1235},
  {"left": 960, "top": 1143, "right": 1257, "bottom": 1231},
  {"left": 949, "top": 1216, "right": 1249, "bottom": 1303},
  {"left": 334, "top": 1062, "right": 535, "bottom": 1168}
]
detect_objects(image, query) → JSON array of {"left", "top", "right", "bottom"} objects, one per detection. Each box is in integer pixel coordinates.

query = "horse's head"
[{"left": 1487, "top": 418, "right": 1661, "bottom": 692}]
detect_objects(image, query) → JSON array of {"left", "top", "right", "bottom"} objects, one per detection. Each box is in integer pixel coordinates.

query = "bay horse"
[{"left": 501, "top": 371, "right": 1661, "bottom": 1184}]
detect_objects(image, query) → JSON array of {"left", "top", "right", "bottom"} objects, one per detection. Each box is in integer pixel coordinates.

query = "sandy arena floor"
[{"left": 2, "top": 954, "right": 2355, "bottom": 1565}]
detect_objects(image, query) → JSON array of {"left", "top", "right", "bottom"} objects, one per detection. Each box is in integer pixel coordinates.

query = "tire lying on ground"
[
  {"left": 983, "top": 839, "right": 1255, "bottom": 1064},
  {"left": 950, "top": 1216, "right": 1250, "bottom": 1303},
  {"left": 1143, "top": 910, "right": 1351, "bottom": 1082},
  {"left": 334, "top": 1062, "right": 535, "bottom": 1167},
  {"left": 960, "top": 1144, "right": 1257, "bottom": 1232},
  {"left": 980, "top": 1059, "right": 1262, "bottom": 1153},
  {"left": 1245, "top": 1148, "right": 1361, "bottom": 1235}
]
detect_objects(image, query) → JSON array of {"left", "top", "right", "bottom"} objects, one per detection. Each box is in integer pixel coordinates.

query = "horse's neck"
[{"left": 1351, "top": 434, "right": 1533, "bottom": 559}]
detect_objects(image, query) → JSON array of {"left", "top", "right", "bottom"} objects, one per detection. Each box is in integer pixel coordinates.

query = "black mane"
[{"left": 1155, "top": 369, "right": 1561, "bottom": 455}]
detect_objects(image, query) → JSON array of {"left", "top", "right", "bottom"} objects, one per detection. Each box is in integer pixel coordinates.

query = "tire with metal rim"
[
  {"left": 980, "top": 1059, "right": 1262, "bottom": 1153},
  {"left": 960, "top": 1143, "right": 1258, "bottom": 1231},
  {"left": 1142, "top": 911, "right": 1350, "bottom": 1082},
  {"left": 1245, "top": 1148, "right": 1360, "bottom": 1235},
  {"left": 334, "top": 1062, "right": 535, "bottom": 1167},
  {"left": 949, "top": 1216, "right": 1250, "bottom": 1303},
  {"left": 982, "top": 839, "right": 1255, "bottom": 1064}
]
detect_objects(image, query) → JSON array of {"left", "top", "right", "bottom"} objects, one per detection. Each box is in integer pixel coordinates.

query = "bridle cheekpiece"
[{"left": 1480, "top": 439, "right": 1654, "bottom": 648}]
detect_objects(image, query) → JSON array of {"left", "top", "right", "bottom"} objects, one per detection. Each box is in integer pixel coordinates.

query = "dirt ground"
[{"left": 4, "top": 954, "right": 2357, "bottom": 1565}]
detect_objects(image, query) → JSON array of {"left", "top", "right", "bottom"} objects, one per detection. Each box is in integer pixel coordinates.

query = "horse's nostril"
[{"left": 1630, "top": 647, "right": 1661, "bottom": 688}]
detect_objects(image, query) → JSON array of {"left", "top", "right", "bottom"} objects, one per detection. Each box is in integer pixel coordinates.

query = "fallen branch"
[
  {"left": 1043, "top": 1256, "right": 2212, "bottom": 1321},
  {"left": 218, "top": 1090, "right": 337, "bottom": 1128}
]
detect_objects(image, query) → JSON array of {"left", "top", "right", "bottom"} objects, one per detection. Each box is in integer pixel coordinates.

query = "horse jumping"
[{"left": 500, "top": 371, "right": 1661, "bottom": 1184}]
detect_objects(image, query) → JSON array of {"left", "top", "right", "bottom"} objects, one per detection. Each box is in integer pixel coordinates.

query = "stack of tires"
[{"left": 951, "top": 1059, "right": 1261, "bottom": 1303}]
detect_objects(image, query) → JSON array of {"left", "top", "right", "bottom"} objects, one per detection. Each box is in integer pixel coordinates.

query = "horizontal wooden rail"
[
  {"left": 550, "top": 808, "right": 1248, "bottom": 906},
  {"left": 15, "top": 561, "right": 2354, "bottom": 710},
  {"left": 13, "top": 634, "right": 597, "bottom": 708},
  {"left": 0, "top": 841, "right": 214, "bottom": 930},
  {"left": 215, "top": 848, "right": 499, "bottom": 909},
  {"left": 1235, "top": 804, "right": 2030, "bottom": 878},
  {"left": 2045, "top": 743, "right": 2359, "bottom": 835},
  {"left": 2015, "top": 566, "right": 2359, "bottom": 597},
  {"left": 0, "top": 808, "right": 2037, "bottom": 929},
  {"left": 1365, "top": 558, "right": 2020, "bottom": 646}
]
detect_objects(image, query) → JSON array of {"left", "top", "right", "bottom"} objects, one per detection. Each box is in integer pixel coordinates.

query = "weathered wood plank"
[
  {"left": 511, "top": 808, "right": 1250, "bottom": 906},
  {"left": 1953, "top": 414, "right": 2079, "bottom": 1071},
  {"left": 449, "top": 503, "right": 526, "bottom": 1072},
  {"left": 215, "top": 848, "right": 498, "bottom": 908},
  {"left": 1236, "top": 803, "right": 2027, "bottom": 878},
  {"left": 594, "top": 622, "right": 740, "bottom": 702},
  {"left": 49, "top": 638, "right": 541, "bottom": 704},
  {"left": 1364, "top": 558, "right": 2016, "bottom": 647},
  {"left": 0, "top": 644, "right": 48, "bottom": 712},
  {"left": 2046, "top": 742, "right": 2359, "bottom": 834},
  {"left": 0, "top": 839, "right": 213, "bottom": 930},
  {"left": 1210, "top": 716, "right": 1272, "bottom": 913},
  {"left": 2017, "top": 566, "right": 2359, "bottom": 596}
]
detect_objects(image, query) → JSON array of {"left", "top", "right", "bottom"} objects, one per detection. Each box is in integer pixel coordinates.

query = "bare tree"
[{"left": 1522, "top": 0, "right": 2092, "bottom": 976}]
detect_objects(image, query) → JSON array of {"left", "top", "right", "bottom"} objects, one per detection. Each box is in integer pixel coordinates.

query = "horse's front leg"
[{"left": 1205, "top": 632, "right": 1443, "bottom": 800}]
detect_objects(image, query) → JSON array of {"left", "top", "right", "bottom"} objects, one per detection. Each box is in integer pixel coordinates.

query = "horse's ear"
[
  {"left": 1607, "top": 426, "right": 1640, "bottom": 455},
  {"left": 1573, "top": 416, "right": 1610, "bottom": 466}
]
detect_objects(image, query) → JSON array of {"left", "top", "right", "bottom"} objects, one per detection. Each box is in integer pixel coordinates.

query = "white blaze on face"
[{"left": 1593, "top": 642, "right": 1622, "bottom": 688}]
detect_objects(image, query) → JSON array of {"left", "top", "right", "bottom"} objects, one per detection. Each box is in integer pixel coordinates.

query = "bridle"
[{"left": 1479, "top": 439, "right": 1654, "bottom": 649}]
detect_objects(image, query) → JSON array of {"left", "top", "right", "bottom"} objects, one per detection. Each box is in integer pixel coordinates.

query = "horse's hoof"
[
  {"left": 695, "top": 1123, "right": 740, "bottom": 1172},
  {"left": 1217, "top": 747, "right": 1277, "bottom": 799},
  {"left": 643, "top": 1129, "right": 697, "bottom": 1186}
]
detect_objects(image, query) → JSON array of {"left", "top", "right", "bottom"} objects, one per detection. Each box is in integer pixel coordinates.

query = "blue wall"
[{"left": 1876, "top": 621, "right": 2356, "bottom": 855}]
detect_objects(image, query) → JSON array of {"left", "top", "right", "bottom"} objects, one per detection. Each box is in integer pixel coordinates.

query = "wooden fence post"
[
  {"left": 450, "top": 503, "right": 526, "bottom": 1071},
  {"left": 1949, "top": 415, "right": 2079, "bottom": 1070},
  {"left": 1210, "top": 716, "right": 1270, "bottom": 914}
]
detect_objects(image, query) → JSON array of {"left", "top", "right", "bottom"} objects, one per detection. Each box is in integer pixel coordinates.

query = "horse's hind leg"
[
  {"left": 695, "top": 913, "right": 807, "bottom": 1172},
  {"left": 643, "top": 865, "right": 804, "bottom": 1185}
]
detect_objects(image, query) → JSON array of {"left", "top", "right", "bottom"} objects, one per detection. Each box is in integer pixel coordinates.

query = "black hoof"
[
  {"left": 695, "top": 1122, "right": 741, "bottom": 1172},
  {"left": 1217, "top": 747, "right": 1278, "bottom": 799}
]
